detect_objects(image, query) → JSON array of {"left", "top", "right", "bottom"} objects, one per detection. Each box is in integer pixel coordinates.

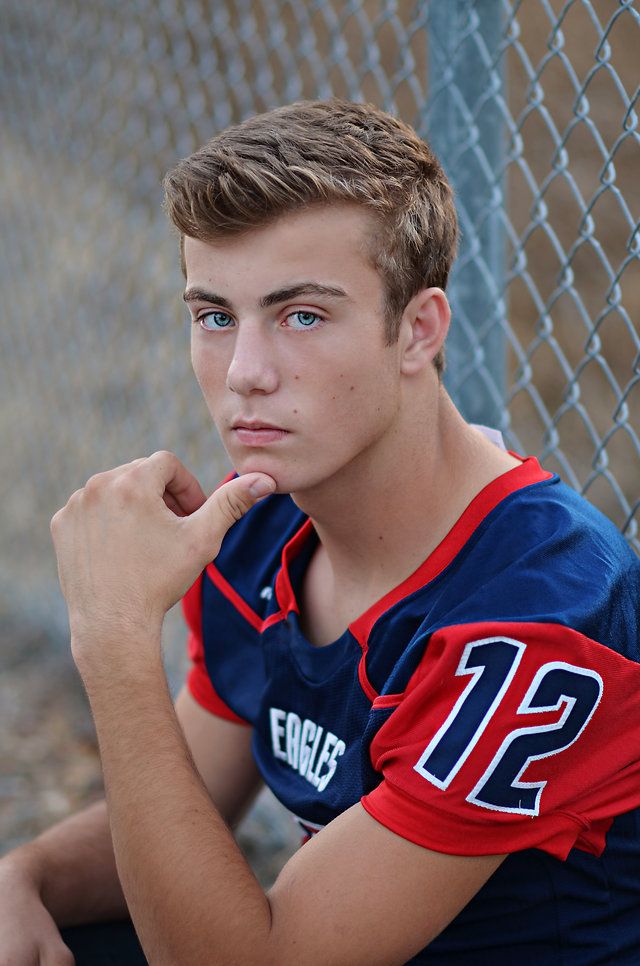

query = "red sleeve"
[
  {"left": 182, "top": 572, "right": 251, "bottom": 726},
  {"left": 361, "top": 620, "right": 640, "bottom": 861}
]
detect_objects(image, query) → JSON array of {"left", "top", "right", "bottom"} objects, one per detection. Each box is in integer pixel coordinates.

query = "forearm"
[
  {"left": 83, "top": 648, "right": 273, "bottom": 966},
  {"left": 2, "top": 799, "right": 128, "bottom": 926},
  {"left": 49, "top": 463, "right": 283, "bottom": 962}
]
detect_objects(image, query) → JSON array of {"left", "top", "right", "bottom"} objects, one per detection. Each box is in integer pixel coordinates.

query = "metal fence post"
[{"left": 426, "top": 0, "right": 507, "bottom": 430}]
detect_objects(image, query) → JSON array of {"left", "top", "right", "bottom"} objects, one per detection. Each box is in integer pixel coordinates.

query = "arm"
[
  {"left": 49, "top": 453, "right": 505, "bottom": 965},
  {"left": 80, "top": 645, "right": 504, "bottom": 966},
  {"left": 0, "top": 686, "right": 261, "bottom": 966},
  {"left": 7, "top": 690, "right": 260, "bottom": 924}
]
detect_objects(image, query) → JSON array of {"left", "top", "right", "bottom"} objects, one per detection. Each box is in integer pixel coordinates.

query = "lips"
[
  {"left": 231, "top": 420, "right": 290, "bottom": 446},
  {"left": 232, "top": 420, "right": 287, "bottom": 432}
]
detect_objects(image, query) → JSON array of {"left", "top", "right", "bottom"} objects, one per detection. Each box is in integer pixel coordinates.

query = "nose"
[{"left": 226, "top": 322, "right": 279, "bottom": 396}]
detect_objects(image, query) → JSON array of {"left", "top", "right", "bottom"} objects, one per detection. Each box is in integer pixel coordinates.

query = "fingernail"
[{"left": 249, "top": 476, "right": 276, "bottom": 498}]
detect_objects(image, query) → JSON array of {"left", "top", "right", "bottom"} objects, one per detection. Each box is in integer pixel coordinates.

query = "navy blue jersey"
[{"left": 183, "top": 456, "right": 640, "bottom": 963}]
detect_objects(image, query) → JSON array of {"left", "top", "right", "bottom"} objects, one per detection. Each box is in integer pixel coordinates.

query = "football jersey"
[{"left": 183, "top": 455, "right": 640, "bottom": 964}]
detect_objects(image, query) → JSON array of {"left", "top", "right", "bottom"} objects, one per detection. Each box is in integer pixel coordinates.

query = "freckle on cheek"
[
  {"left": 294, "top": 375, "right": 300, "bottom": 380},
  {"left": 350, "top": 386, "right": 355, "bottom": 391},
  {"left": 293, "top": 409, "right": 298, "bottom": 414}
]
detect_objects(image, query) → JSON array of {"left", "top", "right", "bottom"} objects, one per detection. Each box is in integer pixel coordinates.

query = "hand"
[
  {"left": 0, "top": 856, "right": 74, "bottom": 966},
  {"left": 50, "top": 452, "right": 275, "bottom": 659}
]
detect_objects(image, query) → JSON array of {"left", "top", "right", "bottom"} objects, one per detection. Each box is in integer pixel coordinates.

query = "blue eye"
[
  {"left": 287, "top": 311, "right": 322, "bottom": 330},
  {"left": 199, "top": 311, "right": 234, "bottom": 331}
]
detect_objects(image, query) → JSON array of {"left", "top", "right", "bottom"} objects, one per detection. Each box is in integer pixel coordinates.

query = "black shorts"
[{"left": 60, "top": 920, "right": 146, "bottom": 965}]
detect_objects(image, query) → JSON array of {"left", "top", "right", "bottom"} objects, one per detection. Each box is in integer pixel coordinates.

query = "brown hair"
[{"left": 163, "top": 99, "right": 457, "bottom": 374}]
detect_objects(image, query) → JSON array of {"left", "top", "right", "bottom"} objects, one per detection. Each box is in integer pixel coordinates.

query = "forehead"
[{"left": 183, "top": 204, "right": 381, "bottom": 299}]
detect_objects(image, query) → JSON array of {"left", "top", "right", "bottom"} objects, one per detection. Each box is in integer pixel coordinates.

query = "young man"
[{"left": 2, "top": 99, "right": 640, "bottom": 965}]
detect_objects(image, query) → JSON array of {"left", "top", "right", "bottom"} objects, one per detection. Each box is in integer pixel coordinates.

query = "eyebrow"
[{"left": 182, "top": 282, "right": 349, "bottom": 310}]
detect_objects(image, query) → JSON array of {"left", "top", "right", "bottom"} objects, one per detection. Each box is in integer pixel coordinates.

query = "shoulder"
[
  {"left": 363, "top": 474, "right": 640, "bottom": 861},
  {"left": 440, "top": 470, "right": 640, "bottom": 657},
  {"left": 468, "top": 462, "right": 634, "bottom": 572},
  {"left": 364, "top": 465, "right": 638, "bottom": 699}
]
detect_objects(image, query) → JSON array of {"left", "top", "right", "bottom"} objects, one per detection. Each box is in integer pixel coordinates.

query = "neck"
[{"left": 291, "top": 386, "right": 518, "bottom": 601}]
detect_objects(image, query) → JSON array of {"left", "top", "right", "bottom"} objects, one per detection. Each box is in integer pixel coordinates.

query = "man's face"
[{"left": 184, "top": 205, "right": 407, "bottom": 495}]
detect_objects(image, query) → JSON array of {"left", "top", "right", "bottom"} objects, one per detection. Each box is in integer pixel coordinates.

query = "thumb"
[{"left": 189, "top": 473, "right": 277, "bottom": 559}]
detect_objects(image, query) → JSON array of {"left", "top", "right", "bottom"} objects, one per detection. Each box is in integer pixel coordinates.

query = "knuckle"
[
  {"left": 51, "top": 948, "right": 76, "bottom": 966},
  {"left": 111, "top": 474, "right": 136, "bottom": 498},
  {"left": 121, "top": 460, "right": 147, "bottom": 483},
  {"left": 83, "top": 472, "right": 105, "bottom": 494},
  {"left": 150, "top": 449, "right": 174, "bottom": 463},
  {"left": 50, "top": 489, "right": 83, "bottom": 532},
  {"left": 221, "top": 489, "right": 250, "bottom": 523}
]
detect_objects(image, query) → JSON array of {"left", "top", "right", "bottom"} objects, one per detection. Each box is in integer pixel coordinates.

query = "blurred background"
[{"left": 1, "top": 0, "right": 638, "bottom": 880}]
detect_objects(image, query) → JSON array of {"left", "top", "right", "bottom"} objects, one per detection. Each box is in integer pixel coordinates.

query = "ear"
[{"left": 399, "top": 288, "right": 450, "bottom": 376}]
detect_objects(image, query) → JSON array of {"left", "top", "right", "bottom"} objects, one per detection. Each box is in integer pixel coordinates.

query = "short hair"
[{"left": 163, "top": 98, "right": 458, "bottom": 375}]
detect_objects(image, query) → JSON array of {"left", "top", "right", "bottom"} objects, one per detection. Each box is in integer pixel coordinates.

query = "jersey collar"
[{"left": 274, "top": 456, "right": 553, "bottom": 643}]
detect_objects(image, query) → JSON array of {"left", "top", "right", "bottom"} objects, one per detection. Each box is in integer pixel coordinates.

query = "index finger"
[{"left": 144, "top": 450, "right": 207, "bottom": 516}]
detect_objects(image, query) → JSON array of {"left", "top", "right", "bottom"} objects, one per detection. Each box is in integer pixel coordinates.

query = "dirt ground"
[
  {"left": 0, "top": 616, "right": 101, "bottom": 855},
  {"left": 0, "top": 615, "right": 297, "bottom": 888}
]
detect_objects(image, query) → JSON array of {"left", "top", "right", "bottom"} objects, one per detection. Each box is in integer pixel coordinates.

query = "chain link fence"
[{"left": 1, "top": 0, "right": 638, "bottom": 648}]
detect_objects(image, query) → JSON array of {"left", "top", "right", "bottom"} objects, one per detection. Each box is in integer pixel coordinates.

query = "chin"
[
  {"left": 230, "top": 456, "right": 287, "bottom": 494},
  {"left": 228, "top": 447, "right": 334, "bottom": 497}
]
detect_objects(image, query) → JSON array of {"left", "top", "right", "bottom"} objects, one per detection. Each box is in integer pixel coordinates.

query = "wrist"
[
  {"left": 0, "top": 841, "right": 47, "bottom": 895},
  {"left": 69, "top": 606, "right": 164, "bottom": 648},
  {"left": 70, "top": 619, "right": 164, "bottom": 681}
]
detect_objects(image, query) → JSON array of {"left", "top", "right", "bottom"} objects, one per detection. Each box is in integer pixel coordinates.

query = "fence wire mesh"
[{"left": 1, "top": 0, "right": 638, "bottom": 640}]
